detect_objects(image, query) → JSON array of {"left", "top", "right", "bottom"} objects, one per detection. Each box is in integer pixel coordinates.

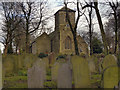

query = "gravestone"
[
  {"left": 102, "top": 55, "right": 117, "bottom": 70},
  {"left": 42, "top": 57, "right": 49, "bottom": 68},
  {"left": 48, "top": 52, "right": 55, "bottom": 66},
  {"left": 51, "top": 62, "right": 60, "bottom": 82},
  {"left": 0, "top": 51, "right": 2, "bottom": 89},
  {"left": 57, "top": 63, "right": 72, "bottom": 88},
  {"left": 71, "top": 56, "right": 90, "bottom": 88},
  {"left": 103, "top": 66, "right": 118, "bottom": 88},
  {"left": 88, "top": 58, "right": 96, "bottom": 73},
  {"left": 28, "top": 59, "right": 46, "bottom": 88},
  {"left": 3, "top": 56, "right": 14, "bottom": 76}
]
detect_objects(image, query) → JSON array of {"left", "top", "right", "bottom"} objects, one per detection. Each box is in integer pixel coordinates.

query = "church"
[{"left": 30, "top": 7, "right": 89, "bottom": 55}]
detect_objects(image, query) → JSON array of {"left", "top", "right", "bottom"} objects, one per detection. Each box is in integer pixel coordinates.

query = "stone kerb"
[{"left": 28, "top": 59, "right": 46, "bottom": 88}]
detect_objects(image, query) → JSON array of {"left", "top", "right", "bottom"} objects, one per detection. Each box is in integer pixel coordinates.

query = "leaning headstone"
[
  {"left": 102, "top": 55, "right": 117, "bottom": 70},
  {"left": 103, "top": 66, "right": 118, "bottom": 88},
  {"left": 57, "top": 63, "right": 72, "bottom": 88},
  {"left": 0, "top": 51, "right": 2, "bottom": 89},
  {"left": 71, "top": 55, "right": 90, "bottom": 88},
  {"left": 28, "top": 59, "right": 46, "bottom": 88}
]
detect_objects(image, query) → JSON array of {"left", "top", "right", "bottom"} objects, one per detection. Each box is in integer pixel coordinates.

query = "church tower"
[{"left": 54, "top": 7, "right": 76, "bottom": 54}]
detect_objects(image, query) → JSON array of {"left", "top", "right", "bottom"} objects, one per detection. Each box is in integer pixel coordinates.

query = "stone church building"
[{"left": 30, "top": 7, "right": 89, "bottom": 55}]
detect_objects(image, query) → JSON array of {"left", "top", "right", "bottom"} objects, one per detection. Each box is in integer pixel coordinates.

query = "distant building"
[{"left": 30, "top": 7, "right": 89, "bottom": 55}]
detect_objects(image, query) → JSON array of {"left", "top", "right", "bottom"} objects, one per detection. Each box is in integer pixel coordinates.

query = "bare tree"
[
  {"left": 19, "top": 0, "right": 48, "bottom": 53},
  {"left": 108, "top": 0, "right": 119, "bottom": 54},
  {"left": 64, "top": 0, "right": 85, "bottom": 55},
  {"left": 105, "top": 18, "right": 115, "bottom": 53},
  {"left": 82, "top": 0, "right": 108, "bottom": 55},
  {"left": 82, "top": 0, "right": 94, "bottom": 55},
  {"left": 0, "top": 2, "right": 22, "bottom": 55}
]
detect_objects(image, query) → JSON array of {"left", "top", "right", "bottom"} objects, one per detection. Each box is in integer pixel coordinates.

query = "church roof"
[
  {"left": 37, "top": 32, "right": 48, "bottom": 39},
  {"left": 54, "top": 6, "right": 75, "bottom": 15}
]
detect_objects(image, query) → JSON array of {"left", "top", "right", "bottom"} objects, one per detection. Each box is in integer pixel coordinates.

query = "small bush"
[
  {"left": 38, "top": 53, "right": 48, "bottom": 58},
  {"left": 56, "top": 54, "right": 67, "bottom": 60},
  {"left": 80, "top": 53, "right": 86, "bottom": 58},
  {"left": 44, "top": 81, "right": 57, "bottom": 88},
  {"left": 46, "top": 68, "right": 51, "bottom": 76},
  {"left": 18, "top": 70, "right": 27, "bottom": 76}
]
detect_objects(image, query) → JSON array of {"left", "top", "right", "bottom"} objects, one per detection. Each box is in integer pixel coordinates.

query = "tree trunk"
[
  {"left": 73, "top": 32, "right": 79, "bottom": 55},
  {"left": 94, "top": 2, "right": 108, "bottom": 55},
  {"left": 9, "top": 34, "right": 13, "bottom": 53},
  {"left": 4, "top": 44, "right": 8, "bottom": 55},
  {"left": 114, "top": 12, "right": 118, "bottom": 54},
  {"left": 89, "top": 4, "right": 93, "bottom": 55},
  {"left": 25, "top": 18, "right": 30, "bottom": 53},
  {"left": 64, "top": 3, "right": 79, "bottom": 56},
  {"left": 25, "top": 30, "right": 29, "bottom": 53},
  {"left": 118, "top": 30, "right": 120, "bottom": 66}
]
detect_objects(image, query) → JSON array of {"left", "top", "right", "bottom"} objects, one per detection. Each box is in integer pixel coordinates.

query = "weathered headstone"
[
  {"left": 48, "top": 52, "right": 55, "bottom": 66},
  {"left": 0, "top": 51, "right": 2, "bottom": 89},
  {"left": 103, "top": 66, "right": 118, "bottom": 88},
  {"left": 88, "top": 58, "right": 96, "bottom": 73},
  {"left": 57, "top": 63, "right": 72, "bottom": 88},
  {"left": 51, "top": 62, "right": 60, "bottom": 82},
  {"left": 71, "top": 56, "right": 90, "bottom": 88},
  {"left": 102, "top": 55, "right": 117, "bottom": 70},
  {"left": 3, "top": 56, "right": 14, "bottom": 76},
  {"left": 42, "top": 57, "right": 49, "bottom": 68},
  {"left": 28, "top": 59, "right": 46, "bottom": 88}
]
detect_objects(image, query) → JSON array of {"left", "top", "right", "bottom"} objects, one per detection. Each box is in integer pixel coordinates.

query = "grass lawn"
[{"left": 3, "top": 76, "right": 27, "bottom": 88}]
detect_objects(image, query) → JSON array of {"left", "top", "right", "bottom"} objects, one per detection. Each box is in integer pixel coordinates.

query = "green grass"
[
  {"left": 90, "top": 74, "right": 102, "bottom": 88},
  {"left": 91, "top": 74, "right": 101, "bottom": 79},
  {"left": 4, "top": 76, "right": 27, "bottom": 81},
  {"left": 44, "top": 81, "right": 57, "bottom": 88},
  {"left": 3, "top": 76, "right": 27, "bottom": 88}
]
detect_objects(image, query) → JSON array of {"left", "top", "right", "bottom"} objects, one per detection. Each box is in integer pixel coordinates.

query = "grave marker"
[
  {"left": 28, "top": 59, "right": 46, "bottom": 88},
  {"left": 103, "top": 66, "right": 118, "bottom": 88},
  {"left": 57, "top": 63, "right": 72, "bottom": 88}
]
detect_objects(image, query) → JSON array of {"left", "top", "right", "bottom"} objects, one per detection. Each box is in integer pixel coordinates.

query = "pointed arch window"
[{"left": 65, "top": 36, "right": 72, "bottom": 49}]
